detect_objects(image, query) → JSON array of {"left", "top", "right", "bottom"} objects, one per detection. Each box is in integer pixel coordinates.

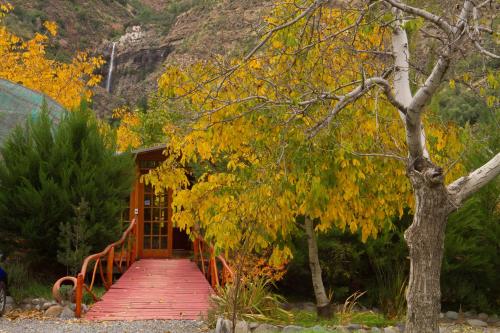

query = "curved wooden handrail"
[
  {"left": 193, "top": 236, "right": 234, "bottom": 290},
  {"left": 80, "top": 217, "right": 137, "bottom": 275},
  {"left": 52, "top": 216, "right": 138, "bottom": 318}
]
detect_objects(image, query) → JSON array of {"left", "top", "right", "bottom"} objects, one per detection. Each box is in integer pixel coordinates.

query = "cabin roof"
[{"left": 131, "top": 144, "right": 167, "bottom": 156}]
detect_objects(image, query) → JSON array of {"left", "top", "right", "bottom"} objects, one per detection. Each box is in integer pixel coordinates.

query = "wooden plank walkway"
[{"left": 85, "top": 259, "right": 213, "bottom": 320}]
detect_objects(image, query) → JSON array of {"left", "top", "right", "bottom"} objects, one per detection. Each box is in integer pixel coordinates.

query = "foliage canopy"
[{"left": 115, "top": 2, "right": 464, "bottom": 262}]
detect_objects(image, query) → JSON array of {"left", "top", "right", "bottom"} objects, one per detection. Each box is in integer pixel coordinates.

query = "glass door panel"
[{"left": 142, "top": 184, "right": 169, "bottom": 257}]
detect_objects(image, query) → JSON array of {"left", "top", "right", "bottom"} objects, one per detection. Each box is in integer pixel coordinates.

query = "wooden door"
[{"left": 140, "top": 184, "right": 172, "bottom": 258}]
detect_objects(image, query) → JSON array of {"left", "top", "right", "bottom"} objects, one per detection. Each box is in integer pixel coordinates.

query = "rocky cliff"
[
  {"left": 96, "top": 0, "right": 271, "bottom": 117},
  {"left": 6, "top": 0, "right": 271, "bottom": 118}
]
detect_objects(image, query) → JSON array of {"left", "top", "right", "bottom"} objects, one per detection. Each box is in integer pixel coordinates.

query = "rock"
[
  {"left": 215, "top": 318, "right": 223, "bottom": 333},
  {"left": 44, "top": 305, "right": 64, "bottom": 318},
  {"left": 22, "top": 297, "right": 33, "bottom": 305},
  {"left": 253, "top": 323, "right": 281, "bottom": 333},
  {"left": 445, "top": 311, "right": 458, "bottom": 320},
  {"left": 248, "top": 322, "right": 259, "bottom": 329},
  {"left": 283, "top": 325, "right": 303, "bottom": 333},
  {"left": 439, "top": 313, "right": 444, "bottom": 319},
  {"left": 31, "top": 298, "right": 43, "bottom": 305},
  {"left": 21, "top": 303, "right": 33, "bottom": 310},
  {"left": 371, "top": 328, "right": 381, "bottom": 333},
  {"left": 5, "top": 303, "right": 15, "bottom": 312},
  {"left": 42, "top": 302, "right": 53, "bottom": 310},
  {"left": 235, "top": 321, "right": 249, "bottom": 333},
  {"left": 69, "top": 303, "right": 76, "bottom": 311},
  {"left": 221, "top": 319, "right": 232, "bottom": 333},
  {"left": 82, "top": 304, "right": 89, "bottom": 313},
  {"left": 35, "top": 304, "right": 41, "bottom": 310},
  {"left": 466, "top": 319, "right": 487, "bottom": 327},
  {"left": 302, "top": 302, "right": 317, "bottom": 312},
  {"left": 5, "top": 296, "right": 14, "bottom": 305},
  {"left": 487, "top": 314, "right": 499, "bottom": 323},
  {"left": 347, "top": 323, "right": 362, "bottom": 330},
  {"left": 395, "top": 323, "right": 405, "bottom": 332},
  {"left": 59, "top": 306, "right": 75, "bottom": 320},
  {"left": 310, "top": 325, "right": 326, "bottom": 332},
  {"left": 215, "top": 319, "right": 232, "bottom": 333},
  {"left": 335, "top": 326, "right": 350, "bottom": 333},
  {"left": 372, "top": 307, "right": 380, "bottom": 313},
  {"left": 464, "top": 311, "right": 475, "bottom": 318},
  {"left": 383, "top": 327, "right": 399, "bottom": 333},
  {"left": 478, "top": 313, "right": 488, "bottom": 321}
]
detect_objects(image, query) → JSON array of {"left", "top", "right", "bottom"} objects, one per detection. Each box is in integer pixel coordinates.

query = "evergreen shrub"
[{"left": 0, "top": 103, "right": 135, "bottom": 267}]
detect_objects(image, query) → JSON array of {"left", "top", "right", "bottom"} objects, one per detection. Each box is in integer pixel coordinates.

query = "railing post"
[
  {"left": 210, "top": 247, "right": 219, "bottom": 289},
  {"left": 132, "top": 216, "right": 138, "bottom": 264},
  {"left": 106, "top": 246, "right": 114, "bottom": 289},
  {"left": 75, "top": 273, "right": 83, "bottom": 318},
  {"left": 193, "top": 238, "right": 199, "bottom": 260},
  {"left": 199, "top": 240, "right": 206, "bottom": 276}
]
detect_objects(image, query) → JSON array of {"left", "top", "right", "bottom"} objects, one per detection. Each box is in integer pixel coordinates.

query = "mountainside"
[{"left": 5, "top": 0, "right": 270, "bottom": 117}]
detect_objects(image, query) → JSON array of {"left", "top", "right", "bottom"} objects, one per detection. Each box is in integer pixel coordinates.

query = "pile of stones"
[
  {"left": 214, "top": 318, "right": 406, "bottom": 333},
  {"left": 3, "top": 297, "right": 89, "bottom": 320},
  {"left": 440, "top": 310, "right": 499, "bottom": 328},
  {"left": 215, "top": 313, "right": 500, "bottom": 333}
]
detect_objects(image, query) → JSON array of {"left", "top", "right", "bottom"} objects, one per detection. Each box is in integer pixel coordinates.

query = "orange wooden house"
[{"left": 54, "top": 145, "right": 232, "bottom": 320}]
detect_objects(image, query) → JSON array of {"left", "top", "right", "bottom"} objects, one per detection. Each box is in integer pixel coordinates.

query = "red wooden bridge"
[
  {"left": 85, "top": 259, "right": 212, "bottom": 320},
  {"left": 53, "top": 217, "right": 233, "bottom": 321}
]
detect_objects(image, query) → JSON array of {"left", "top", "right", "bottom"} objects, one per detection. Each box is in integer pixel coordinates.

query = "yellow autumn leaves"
[
  {"left": 119, "top": 1, "right": 466, "bottom": 260},
  {"left": 0, "top": 2, "right": 103, "bottom": 109}
]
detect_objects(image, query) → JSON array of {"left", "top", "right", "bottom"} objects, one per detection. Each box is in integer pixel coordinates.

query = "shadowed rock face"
[
  {"left": 95, "top": 26, "right": 175, "bottom": 118},
  {"left": 92, "top": 0, "right": 271, "bottom": 118},
  {"left": 110, "top": 44, "right": 173, "bottom": 99}
]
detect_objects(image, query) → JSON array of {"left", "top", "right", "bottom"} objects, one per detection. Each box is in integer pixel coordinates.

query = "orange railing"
[
  {"left": 52, "top": 216, "right": 138, "bottom": 318},
  {"left": 193, "top": 236, "right": 233, "bottom": 289}
]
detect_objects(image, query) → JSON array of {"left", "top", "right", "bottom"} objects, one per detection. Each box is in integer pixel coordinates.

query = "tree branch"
[
  {"left": 243, "top": 0, "right": 326, "bottom": 62},
  {"left": 382, "top": 0, "right": 454, "bottom": 35},
  {"left": 307, "top": 76, "right": 401, "bottom": 138},
  {"left": 448, "top": 152, "right": 500, "bottom": 207}
]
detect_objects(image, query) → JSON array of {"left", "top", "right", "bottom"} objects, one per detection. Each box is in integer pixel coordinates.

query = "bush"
[
  {"left": 279, "top": 201, "right": 500, "bottom": 314},
  {"left": 0, "top": 103, "right": 135, "bottom": 264},
  {"left": 57, "top": 199, "right": 92, "bottom": 275},
  {"left": 210, "top": 276, "right": 293, "bottom": 325},
  {"left": 441, "top": 120, "right": 500, "bottom": 313}
]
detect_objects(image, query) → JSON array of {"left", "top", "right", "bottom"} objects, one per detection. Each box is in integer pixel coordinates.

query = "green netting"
[{"left": 0, "top": 79, "right": 66, "bottom": 144}]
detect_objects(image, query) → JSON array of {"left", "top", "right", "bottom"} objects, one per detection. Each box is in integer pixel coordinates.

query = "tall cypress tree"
[{"left": 0, "top": 103, "right": 135, "bottom": 262}]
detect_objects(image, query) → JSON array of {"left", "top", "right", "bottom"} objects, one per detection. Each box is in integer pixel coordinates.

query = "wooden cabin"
[
  {"left": 54, "top": 145, "right": 231, "bottom": 320},
  {"left": 125, "top": 145, "right": 191, "bottom": 258}
]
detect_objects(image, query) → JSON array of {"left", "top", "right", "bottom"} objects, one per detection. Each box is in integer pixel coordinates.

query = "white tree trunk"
[
  {"left": 391, "top": 18, "right": 430, "bottom": 160},
  {"left": 304, "top": 217, "right": 333, "bottom": 318}
]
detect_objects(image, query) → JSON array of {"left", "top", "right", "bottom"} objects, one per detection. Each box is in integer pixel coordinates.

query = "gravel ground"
[{"left": 0, "top": 319, "right": 214, "bottom": 333}]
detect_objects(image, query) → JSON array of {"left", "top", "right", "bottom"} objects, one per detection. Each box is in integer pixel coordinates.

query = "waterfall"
[{"left": 105, "top": 42, "right": 117, "bottom": 93}]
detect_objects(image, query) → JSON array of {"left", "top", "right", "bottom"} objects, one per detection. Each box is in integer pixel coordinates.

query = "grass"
[
  {"left": 82, "top": 286, "right": 106, "bottom": 305},
  {"left": 291, "top": 309, "right": 398, "bottom": 328},
  {"left": 4, "top": 259, "right": 108, "bottom": 304},
  {"left": 9, "top": 280, "right": 53, "bottom": 303}
]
